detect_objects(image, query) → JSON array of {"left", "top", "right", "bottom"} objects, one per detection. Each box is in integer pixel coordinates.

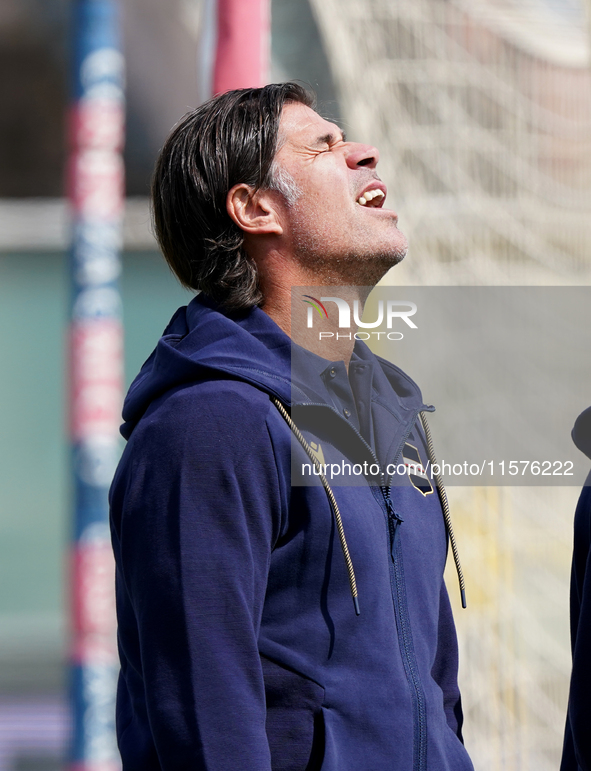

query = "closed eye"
[{"left": 314, "top": 131, "right": 346, "bottom": 150}]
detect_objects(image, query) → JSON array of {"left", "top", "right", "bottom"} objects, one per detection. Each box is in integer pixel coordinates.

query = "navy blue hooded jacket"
[
  {"left": 561, "top": 407, "right": 591, "bottom": 771},
  {"left": 109, "top": 293, "right": 473, "bottom": 771}
]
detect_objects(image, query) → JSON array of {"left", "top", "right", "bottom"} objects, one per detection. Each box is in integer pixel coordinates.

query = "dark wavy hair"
[{"left": 152, "top": 82, "right": 315, "bottom": 310}]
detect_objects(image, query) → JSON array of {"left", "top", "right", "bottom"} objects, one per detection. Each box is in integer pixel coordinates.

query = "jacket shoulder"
[
  {"left": 130, "top": 378, "right": 276, "bottom": 444},
  {"left": 113, "top": 378, "right": 286, "bottom": 504},
  {"left": 111, "top": 377, "right": 290, "bottom": 544}
]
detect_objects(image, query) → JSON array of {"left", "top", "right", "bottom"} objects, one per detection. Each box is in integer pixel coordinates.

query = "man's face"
[{"left": 272, "top": 102, "right": 408, "bottom": 285}]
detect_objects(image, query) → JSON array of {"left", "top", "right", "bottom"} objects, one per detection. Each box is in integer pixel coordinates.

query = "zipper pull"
[
  {"left": 385, "top": 497, "right": 404, "bottom": 560},
  {"left": 386, "top": 496, "right": 403, "bottom": 523}
]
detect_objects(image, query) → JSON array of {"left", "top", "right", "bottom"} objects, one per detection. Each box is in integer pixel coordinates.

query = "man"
[
  {"left": 110, "top": 82, "right": 473, "bottom": 770},
  {"left": 561, "top": 407, "right": 591, "bottom": 771}
]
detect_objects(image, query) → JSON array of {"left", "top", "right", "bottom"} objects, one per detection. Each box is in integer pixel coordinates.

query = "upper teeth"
[{"left": 357, "top": 189, "right": 385, "bottom": 205}]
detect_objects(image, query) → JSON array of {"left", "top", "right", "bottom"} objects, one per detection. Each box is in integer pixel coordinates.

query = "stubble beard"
[{"left": 292, "top": 225, "right": 408, "bottom": 288}]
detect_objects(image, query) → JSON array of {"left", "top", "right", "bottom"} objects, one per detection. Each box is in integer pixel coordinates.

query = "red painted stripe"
[{"left": 213, "top": 0, "right": 270, "bottom": 94}]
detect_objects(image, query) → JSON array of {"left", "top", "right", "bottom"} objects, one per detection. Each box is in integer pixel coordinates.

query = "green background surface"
[{"left": 0, "top": 249, "right": 192, "bottom": 692}]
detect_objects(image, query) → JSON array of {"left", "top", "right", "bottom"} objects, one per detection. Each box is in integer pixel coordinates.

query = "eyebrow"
[{"left": 313, "top": 130, "right": 347, "bottom": 147}]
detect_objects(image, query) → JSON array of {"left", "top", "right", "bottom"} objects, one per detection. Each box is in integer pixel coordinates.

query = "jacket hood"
[
  {"left": 121, "top": 293, "right": 427, "bottom": 441},
  {"left": 572, "top": 406, "right": 591, "bottom": 461},
  {"left": 121, "top": 294, "right": 295, "bottom": 439}
]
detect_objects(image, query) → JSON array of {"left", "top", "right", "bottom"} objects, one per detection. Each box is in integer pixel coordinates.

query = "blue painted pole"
[{"left": 68, "top": 1, "right": 124, "bottom": 768}]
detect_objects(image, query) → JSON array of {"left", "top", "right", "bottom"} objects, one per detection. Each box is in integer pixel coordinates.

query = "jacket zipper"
[
  {"left": 292, "top": 401, "right": 463, "bottom": 771},
  {"left": 294, "top": 401, "right": 429, "bottom": 770},
  {"left": 382, "top": 486, "right": 427, "bottom": 771}
]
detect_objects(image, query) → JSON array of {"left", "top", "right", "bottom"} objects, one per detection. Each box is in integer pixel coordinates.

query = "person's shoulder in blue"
[
  {"left": 562, "top": 407, "right": 591, "bottom": 771},
  {"left": 110, "top": 82, "right": 474, "bottom": 770}
]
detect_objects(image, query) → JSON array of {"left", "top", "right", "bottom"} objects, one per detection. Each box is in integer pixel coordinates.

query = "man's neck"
[
  {"left": 246, "top": 239, "right": 381, "bottom": 366},
  {"left": 261, "top": 278, "right": 371, "bottom": 368}
]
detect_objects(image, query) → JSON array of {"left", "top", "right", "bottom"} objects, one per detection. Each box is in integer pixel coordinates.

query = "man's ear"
[{"left": 226, "top": 184, "right": 283, "bottom": 236}]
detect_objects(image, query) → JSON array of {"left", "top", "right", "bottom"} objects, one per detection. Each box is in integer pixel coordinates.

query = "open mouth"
[{"left": 356, "top": 189, "right": 385, "bottom": 207}]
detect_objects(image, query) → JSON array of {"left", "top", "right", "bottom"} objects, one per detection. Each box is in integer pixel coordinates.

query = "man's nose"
[{"left": 345, "top": 142, "right": 379, "bottom": 169}]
